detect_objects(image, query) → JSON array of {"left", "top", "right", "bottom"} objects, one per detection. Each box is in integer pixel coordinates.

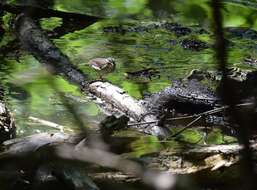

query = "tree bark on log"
[
  {"left": 89, "top": 81, "right": 170, "bottom": 136},
  {"left": 0, "top": 89, "right": 16, "bottom": 143}
]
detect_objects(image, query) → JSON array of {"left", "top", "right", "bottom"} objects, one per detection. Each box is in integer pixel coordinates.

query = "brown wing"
[{"left": 88, "top": 58, "right": 107, "bottom": 70}]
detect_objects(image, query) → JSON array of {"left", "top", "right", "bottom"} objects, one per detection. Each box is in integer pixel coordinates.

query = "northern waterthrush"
[{"left": 88, "top": 57, "right": 116, "bottom": 79}]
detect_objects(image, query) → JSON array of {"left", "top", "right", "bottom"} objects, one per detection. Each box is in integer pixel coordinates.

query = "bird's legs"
[{"left": 98, "top": 73, "right": 104, "bottom": 81}]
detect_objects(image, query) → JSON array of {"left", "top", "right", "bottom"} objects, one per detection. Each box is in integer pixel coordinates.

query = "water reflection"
[{"left": 147, "top": 0, "right": 176, "bottom": 18}]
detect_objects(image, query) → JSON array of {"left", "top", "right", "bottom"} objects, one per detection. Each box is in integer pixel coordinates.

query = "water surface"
[{"left": 0, "top": 1, "right": 256, "bottom": 146}]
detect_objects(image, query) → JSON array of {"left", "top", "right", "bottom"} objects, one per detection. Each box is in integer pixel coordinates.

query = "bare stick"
[
  {"left": 28, "top": 116, "right": 66, "bottom": 132},
  {"left": 170, "top": 116, "right": 202, "bottom": 138}
]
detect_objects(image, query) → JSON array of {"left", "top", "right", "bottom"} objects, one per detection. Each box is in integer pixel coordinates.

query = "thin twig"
[
  {"left": 170, "top": 116, "right": 202, "bottom": 138},
  {"left": 29, "top": 116, "right": 65, "bottom": 132},
  {"left": 127, "top": 102, "right": 253, "bottom": 127}
]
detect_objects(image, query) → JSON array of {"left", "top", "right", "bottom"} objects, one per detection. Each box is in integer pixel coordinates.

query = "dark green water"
[{"left": 0, "top": 0, "right": 256, "bottom": 147}]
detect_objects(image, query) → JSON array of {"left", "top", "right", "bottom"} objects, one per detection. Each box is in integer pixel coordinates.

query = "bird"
[{"left": 87, "top": 57, "right": 116, "bottom": 80}]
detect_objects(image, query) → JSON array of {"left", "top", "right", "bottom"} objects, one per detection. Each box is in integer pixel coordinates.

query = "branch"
[{"left": 1, "top": 132, "right": 257, "bottom": 186}]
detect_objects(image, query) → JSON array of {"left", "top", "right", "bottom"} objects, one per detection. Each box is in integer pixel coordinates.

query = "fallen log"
[
  {"left": 0, "top": 132, "right": 70, "bottom": 158},
  {"left": 0, "top": 132, "right": 175, "bottom": 189},
  {"left": 89, "top": 81, "right": 170, "bottom": 136},
  {"left": 0, "top": 132, "right": 256, "bottom": 187},
  {"left": 145, "top": 80, "right": 219, "bottom": 116}
]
